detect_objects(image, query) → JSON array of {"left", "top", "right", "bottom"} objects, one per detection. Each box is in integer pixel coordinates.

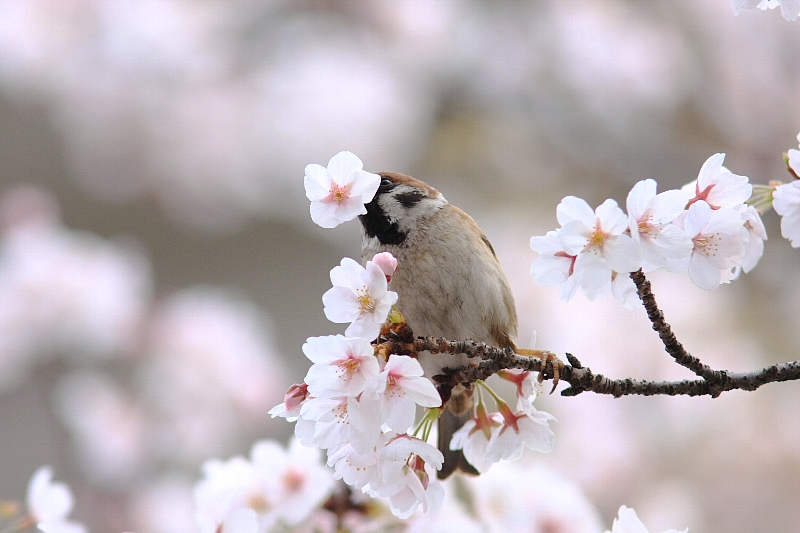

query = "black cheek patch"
[
  {"left": 394, "top": 190, "right": 425, "bottom": 209},
  {"left": 359, "top": 200, "right": 408, "bottom": 245}
]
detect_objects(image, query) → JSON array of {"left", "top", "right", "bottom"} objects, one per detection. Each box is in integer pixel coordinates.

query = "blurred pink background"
[{"left": 1, "top": 1, "right": 799, "bottom": 532}]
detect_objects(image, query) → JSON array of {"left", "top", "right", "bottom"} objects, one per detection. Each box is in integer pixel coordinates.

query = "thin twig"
[{"left": 629, "top": 270, "right": 718, "bottom": 381}]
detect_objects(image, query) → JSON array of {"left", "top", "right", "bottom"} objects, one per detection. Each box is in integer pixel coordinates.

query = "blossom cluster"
[
  {"left": 288, "top": 152, "right": 556, "bottom": 518},
  {"left": 530, "top": 153, "right": 767, "bottom": 306},
  {"left": 271, "top": 252, "right": 447, "bottom": 519}
]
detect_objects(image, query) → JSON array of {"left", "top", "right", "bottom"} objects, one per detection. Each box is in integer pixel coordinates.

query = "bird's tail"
[{"left": 437, "top": 408, "right": 479, "bottom": 479}]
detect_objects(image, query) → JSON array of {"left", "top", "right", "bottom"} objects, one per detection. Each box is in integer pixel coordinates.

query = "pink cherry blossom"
[
  {"left": 372, "top": 354, "right": 442, "bottom": 432},
  {"left": 304, "top": 151, "right": 381, "bottom": 228},
  {"left": 322, "top": 257, "right": 398, "bottom": 340},
  {"left": 303, "top": 335, "right": 380, "bottom": 398}
]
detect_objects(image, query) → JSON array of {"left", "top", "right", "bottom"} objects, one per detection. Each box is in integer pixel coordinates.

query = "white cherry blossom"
[
  {"left": 250, "top": 439, "right": 336, "bottom": 527},
  {"left": 683, "top": 153, "right": 752, "bottom": 210},
  {"left": 737, "top": 204, "right": 768, "bottom": 273},
  {"left": 371, "top": 435, "right": 444, "bottom": 519},
  {"left": 611, "top": 271, "right": 639, "bottom": 309},
  {"left": 26, "top": 466, "right": 87, "bottom": 533},
  {"left": 789, "top": 133, "right": 800, "bottom": 177},
  {"left": 484, "top": 402, "right": 556, "bottom": 464},
  {"left": 303, "top": 335, "right": 380, "bottom": 398},
  {"left": 304, "top": 151, "right": 381, "bottom": 228},
  {"left": 372, "top": 354, "right": 442, "bottom": 432},
  {"left": 449, "top": 405, "right": 502, "bottom": 473},
  {"left": 530, "top": 230, "right": 580, "bottom": 301},
  {"left": 669, "top": 201, "right": 747, "bottom": 290},
  {"left": 322, "top": 257, "right": 398, "bottom": 340},
  {"left": 298, "top": 394, "right": 382, "bottom": 454},
  {"left": 626, "top": 179, "right": 693, "bottom": 269},
  {"left": 773, "top": 180, "right": 800, "bottom": 247},
  {"left": 194, "top": 438, "right": 336, "bottom": 533},
  {"left": 606, "top": 505, "right": 688, "bottom": 533},
  {"left": 556, "top": 196, "right": 640, "bottom": 299}
]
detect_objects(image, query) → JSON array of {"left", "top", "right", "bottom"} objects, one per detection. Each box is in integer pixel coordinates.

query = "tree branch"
[
  {"left": 629, "top": 269, "right": 718, "bottom": 381},
  {"left": 374, "top": 270, "right": 800, "bottom": 399},
  {"left": 376, "top": 337, "right": 800, "bottom": 398}
]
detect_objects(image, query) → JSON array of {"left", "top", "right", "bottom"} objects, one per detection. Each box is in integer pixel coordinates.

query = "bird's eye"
[{"left": 381, "top": 177, "right": 392, "bottom": 185}]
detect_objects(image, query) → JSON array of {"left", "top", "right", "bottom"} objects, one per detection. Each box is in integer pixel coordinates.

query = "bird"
[{"left": 358, "top": 171, "right": 520, "bottom": 479}]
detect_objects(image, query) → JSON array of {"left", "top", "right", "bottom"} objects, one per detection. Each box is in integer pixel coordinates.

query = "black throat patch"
[{"left": 359, "top": 184, "right": 408, "bottom": 245}]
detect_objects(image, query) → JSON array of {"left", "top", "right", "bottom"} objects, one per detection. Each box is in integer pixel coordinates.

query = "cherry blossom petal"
[
  {"left": 556, "top": 196, "right": 595, "bottom": 227},
  {"left": 595, "top": 199, "right": 628, "bottom": 234},
  {"left": 688, "top": 253, "right": 722, "bottom": 291},
  {"left": 326, "top": 151, "right": 364, "bottom": 184}
]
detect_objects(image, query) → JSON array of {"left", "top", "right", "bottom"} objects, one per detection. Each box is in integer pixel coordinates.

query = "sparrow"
[{"left": 359, "top": 172, "right": 519, "bottom": 479}]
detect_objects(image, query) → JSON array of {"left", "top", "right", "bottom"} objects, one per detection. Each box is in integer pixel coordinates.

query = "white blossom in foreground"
[
  {"left": 25, "top": 466, "right": 87, "bottom": 533},
  {"left": 303, "top": 335, "right": 380, "bottom": 398},
  {"left": 369, "top": 435, "right": 445, "bottom": 519},
  {"left": 322, "top": 257, "right": 398, "bottom": 340},
  {"left": 606, "top": 505, "right": 688, "bottom": 533},
  {"left": 773, "top": 180, "right": 800, "bottom": 247},
  {"left": 626, "top": 179, "right": 693, "bottom": 270},
  {"left": 372, "top": 354, "right": 442, "bottom": 432},
  {"left": 484, "top": 400, "right": 556, "bottom": 463},
  {"left": 193, "top": 438, "right": 336, "bottom": 533},
  {"left": 451, "top": 373, "right": 555, "bottom": 473},
  {"left": 668, "top": 201, "right": 747, "bottom": 290},
  {"left": 731, "top": 0, "right": 800, "bottom": 21},
  {"left": 683, "top": 153, "right": 752, "bottom": 210},
  {"left": 304, "top": 151, "right": 381, "bottom": 228},
  {"left": 297, "top": 394, "right": 382, "bottom": 454},
  {"left": 449, "top": 404, "right": 502, "bottom": 474},
  {"left": 552, "top": 196, "right": 639, "bottom": 301}
]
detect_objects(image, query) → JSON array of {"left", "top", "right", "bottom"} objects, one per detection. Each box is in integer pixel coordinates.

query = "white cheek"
[{"left": 380, "top": 197, "right": 407, "bottom": 223}]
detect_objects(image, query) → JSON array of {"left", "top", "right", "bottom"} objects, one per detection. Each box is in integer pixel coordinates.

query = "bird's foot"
[{"left": 516, "top": 348, "right": 564, "bottom": 394}]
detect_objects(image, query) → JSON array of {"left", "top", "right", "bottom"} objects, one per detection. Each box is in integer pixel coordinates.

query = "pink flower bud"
[
  {"left": 284, "top": 383, "right": 309, "bottom": 411},
  {"left": 372, "top": 252, "right": 398, "bottom": 282}
]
